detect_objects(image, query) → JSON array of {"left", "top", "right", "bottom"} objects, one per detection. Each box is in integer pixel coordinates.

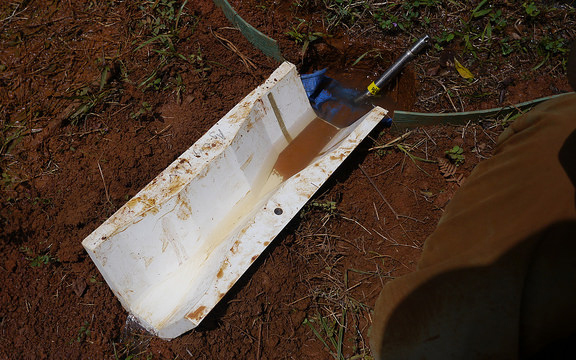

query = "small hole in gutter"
[{"left": 274, "top": 207, "right": 283, "bottom": 215}]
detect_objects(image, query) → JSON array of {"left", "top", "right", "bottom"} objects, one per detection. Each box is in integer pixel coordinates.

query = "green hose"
[{"left": 392, "top": 93, "right": 575, "bottom": 129}]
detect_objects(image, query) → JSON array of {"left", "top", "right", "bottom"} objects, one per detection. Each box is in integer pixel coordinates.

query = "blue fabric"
[
  {"left": 300, "top": 69, "right": 392, "bottom": 126},
  {"left": 300, "top": 68, "right": 333, "bottom": 110}
]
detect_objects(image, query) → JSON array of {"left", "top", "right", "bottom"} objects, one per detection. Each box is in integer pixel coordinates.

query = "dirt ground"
[{"left": 0, "top": 1, "right": 573, "bottom": 359}]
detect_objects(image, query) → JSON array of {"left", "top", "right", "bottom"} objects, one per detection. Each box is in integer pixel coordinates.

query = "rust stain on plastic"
[
  {"left": 161, "top": 236, "right": 169, "bottom": 253},
  {"left": 185, "top": 306, "right": 207, "bottom": 322},
  {"left": 330, "top": 153, "right": 346, "bottom": 162},
  {"left": 125, "top": 197, "right": 140, "bottom": 210},
  {"left": 164, "top": 161, "right": 192, "bottom": 199},
  {"left": 176, "top": 194, "right": 193, "bottom": 220},
  {"left": 143, "top": 256, "right": 153, "bottom": 268},
  {"left": 230, "top": 240, "right": 240, "bottom": 254},
  {"left": 240, "top": 154, "right": 253, "bottom": 171},
  {"left": 125, "top": 195, "right": 158, "bottom": 215},
  {"left": 217, "top": 259, "right": 230, "bottom": 279}
]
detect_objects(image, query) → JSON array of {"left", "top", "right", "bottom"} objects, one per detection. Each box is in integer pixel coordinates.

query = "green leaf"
[
  {"left": 473, "top": 8, "right": 492, "bottom": 18},
  {"left": 99, "top": 66, "right": 109, "bottom": 91}
]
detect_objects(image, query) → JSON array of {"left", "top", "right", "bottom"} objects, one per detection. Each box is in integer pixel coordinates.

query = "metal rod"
[{"left": 355, "top": 35, "right": 430, "bottom": 104}]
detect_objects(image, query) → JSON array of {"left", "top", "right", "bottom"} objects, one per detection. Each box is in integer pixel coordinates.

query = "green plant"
[
  {"left": 88, "top": 275, "right": 104, "bottom": 285},
  {"left": 304, "top": 289, "right": 373, "bottom": 360},
  {"left": 376, "top": 149, "right": 393, "bottom": 158},
  {"left": 530, "top": 35, "right": 569, "bottom": 70},
  {"left": 523, "top": 2, "right": 540, "bottom": 18},
  {"left": 489, "top": 9, "right": 507, "bottom": 29},
  {"left": 135, "top": 0, "right": 198, "bottom": 91},
  {"left": 434, "top": 30, "right": 455, "bottom": 51},
  {"left": 304, "top": 311, "right": 346, "bottom": 360},
  {"left": 66, "top": 85, "right": 116, "bottom": 126},
  {"left": 20, "top": 246, "right": 58, "bottom": 267},
  {"left": 373, "top": 0, "right": 439, "bottom": 33},
  {"left": 445, "top": 145, "right": 465, "bottom": 166},
  {"left": 471, "top": 0, "right": 492, "bottom": 19},
  {"left": 397, "top": 144, "right": 435, "bottom": 164},
  {"left": 30, "top": 254, "right": 56, "bottom": 267},
  {"left": 310, "top": 200, "right": 338, "bottom": 214},
  {"left": 31, "top": 197, "right": 52, "bottom": 206},
  {"left": 170, "top": 73, "right": 185, "bottom": 103},
  {"left": 139, "top": 0, "right": 190, "bottom": 36},
  {"left": 351, "top": 49, "right": 383, "bottom": 67},
  {"left": 538, "top": 37, "right": 569, "bottom": 57},
  {"left": 500, "top": 38, "right": 514, "bottom": 56},
  {"left": 286, "top": 18, "right": 328, "bottom": 55},
  {"left": 321, "top": 0, "right": 367, "bottom": 29},
  {"left": 300, "top": 198, "right": 339, "bottom": 219},
  {"left": 131, "top": 102, "right": 153, "bottom": 120},
  {"left": 188, "top": 47, "right": 213, "bottom": 78},
  {"left": 1, "top": 120, "right": 25, "bottom": 161},
  {"left": 76, "top": 321, "right": 91, "bottom": 343},
  {"left": 1, "top": 171, "right": 16, "bottom": 189}
]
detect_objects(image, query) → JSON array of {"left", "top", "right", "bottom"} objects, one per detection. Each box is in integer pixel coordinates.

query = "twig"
[
  {"left": 63, "top": 128, "right": 108, "bottom": 138},
  {"left": 461, "top": 120, "right": 471, "bottom": 139},
  {"left": 146, "top": 124, "right": 172, "bottom": 143},
  {"left": 369, "top": 251, "right": 412, "bottom": 271},
  {"left": 341, "top": 216, "right": 372, "bottom": 235},
  {"left": 396, "top": 144, "right": 436, "bottom": 164},
  {"left": 435, "top": 80, "right": 458, "bottom": 112},
  {"left": 256, "top": 322, "right": 263, "bottom": 360},
  {"left": 421, "top": 128, "right": 437, "bottom": 146},
  {"left": 369, "top": 130, "right": 413, "bottom": 151},
  {"left": 359, "top": 165, "right": 399, "bottom": 219},
  {"left": 372, "top": 202, "right": 379, "bottom": 221},
  {"left": 97, "top": 160, "right": 112, "bottom": 205},
  {"left": 371, "top": 161, "right": 399, "bottom": 177},
  {"left": 0, "top": 2, "right": 26, "bottom": 26},
  {"left": 397, "top": 214, "right": 426, "bottom": 223},
  {"left": 211, "top": 28, "right": 257, "bottom": 71},
  {"left": 285, "top": 295, "right": 312, "bottom": 307}
]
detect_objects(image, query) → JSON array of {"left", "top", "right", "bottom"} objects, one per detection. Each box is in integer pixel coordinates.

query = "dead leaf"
[
  {"left": 454, "top": 59, "right": 474, "bottom": 79},
  {"left": 427, "top": 65, "right": 441, "bottom": 76},
  {"left": 72, "top": 278, "right": 87, "bottom": 297}
]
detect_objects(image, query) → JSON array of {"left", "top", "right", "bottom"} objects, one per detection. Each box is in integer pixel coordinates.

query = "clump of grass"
[
  {"left": 373, "top": 0, "right": 439, "bottom": 33},
  {"left": 303, "top": 311, "right": 346, "bottom": 360},
  {"left": 286, "top": 18, "right": 329, "bottom": 56},
  {"left": 66, "top": 85, "right": 117, "bottom": 126},
  {"left": 296, "top": 222, "right": 375, "bottom": 360},
  {"left": 130, "top": 102, "right": 153, "bottom": 120},
  {"left": 321, "top": 0, "right": 368, "bottom": 30},
  {"left": 134, "top": 0, "right": 202, "bottom": 91},
  {"left": 303, "top": 269, "right": 375, "bottom": 360}
]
